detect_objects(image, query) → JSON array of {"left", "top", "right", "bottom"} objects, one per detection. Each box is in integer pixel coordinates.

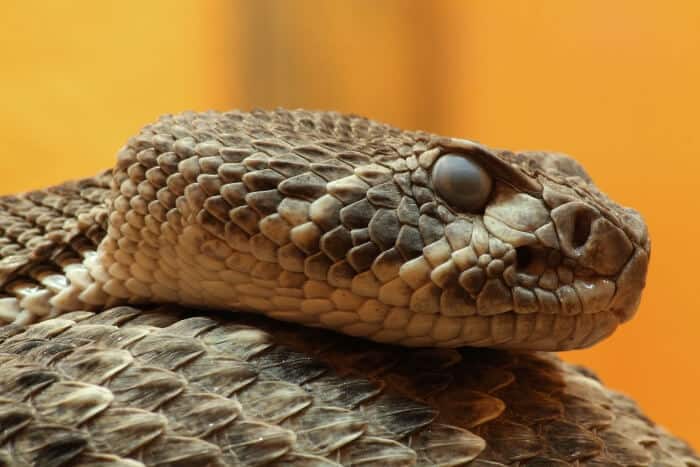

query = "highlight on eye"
[{"left": 432, "top": 152, "right": 494, "bottom": 213}]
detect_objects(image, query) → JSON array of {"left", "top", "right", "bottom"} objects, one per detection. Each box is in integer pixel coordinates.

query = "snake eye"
[{"left": 432, "top": 153, "right": 493, "bottom": 213}]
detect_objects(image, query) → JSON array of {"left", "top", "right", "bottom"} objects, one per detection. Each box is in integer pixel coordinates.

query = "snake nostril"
[
  {"left": 516, "top": 246, "right": 534, "bottom": 270},
  {"left": 572, "top": 210, "right": 594, "bottom": 248}
]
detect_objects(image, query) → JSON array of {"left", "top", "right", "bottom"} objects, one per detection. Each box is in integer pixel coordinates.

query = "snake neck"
[{"left": 0, "top": 171, "right": 117, "bottom": 323}]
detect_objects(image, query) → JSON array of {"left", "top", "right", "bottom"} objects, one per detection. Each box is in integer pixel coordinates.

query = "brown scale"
[
  {"left": 0, "top": 109, "right": 680, "bottom": 465},
  {"left": 0, "top": 174, "right": 110, "bottom": 289},
  {"left": 0, "top": 307, "right": 694, "bottom": 466}
]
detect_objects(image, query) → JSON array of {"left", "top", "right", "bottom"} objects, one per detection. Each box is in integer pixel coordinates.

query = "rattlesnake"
[{"left": 0, "top": 109, "right": 693, "bottom": 466}]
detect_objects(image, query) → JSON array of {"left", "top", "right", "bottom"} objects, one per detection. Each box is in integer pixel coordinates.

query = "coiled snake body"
[{"left": 0, "top": 110, "right": 694, "bottom": 466}]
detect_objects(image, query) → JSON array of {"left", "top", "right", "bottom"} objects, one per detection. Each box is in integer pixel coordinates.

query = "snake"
[{"left": 0, "top": 109, "right": 693, "bottom": 466}]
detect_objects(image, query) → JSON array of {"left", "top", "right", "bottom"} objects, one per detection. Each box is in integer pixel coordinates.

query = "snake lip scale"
[{"left": 0, "top": 109, "right": 649, "bottom": 351}]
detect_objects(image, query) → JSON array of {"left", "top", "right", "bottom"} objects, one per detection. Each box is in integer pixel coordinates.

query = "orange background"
[{"left": 2, "top": 1, "right": 699, "bottom": 444}]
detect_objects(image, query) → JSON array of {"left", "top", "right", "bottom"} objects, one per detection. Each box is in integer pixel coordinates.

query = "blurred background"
[{"left": 2, "top": 0, "right": 699, "bottom": 445}]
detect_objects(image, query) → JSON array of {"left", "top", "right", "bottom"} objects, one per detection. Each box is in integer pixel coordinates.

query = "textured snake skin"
[
  {"left": 0, "top": 306, "right": 697, "bottom": 466},
  {"left": 0, "top": 110, "right": 649, "bottom": 350},
  {"left": 0, "top": 109, "right": 691, "bottom": 466}
]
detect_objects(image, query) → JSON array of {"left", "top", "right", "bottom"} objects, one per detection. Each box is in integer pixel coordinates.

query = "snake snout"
[
  {"left": 608, "top": 247, "right": 649, "bottom": 323},
  {"left": 551, "top": 201, "right": 633, "bottom": 276},
  {"left": 550, "top": 199, "right": 649, "bottom": 326}
]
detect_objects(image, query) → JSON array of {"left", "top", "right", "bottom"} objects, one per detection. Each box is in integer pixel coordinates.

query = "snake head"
[
  {"left": 407, "top": 137, "right": 650, "bottom": 349},
  {"left": 88, "top": 111, "right": 648, "bottom": 352}
]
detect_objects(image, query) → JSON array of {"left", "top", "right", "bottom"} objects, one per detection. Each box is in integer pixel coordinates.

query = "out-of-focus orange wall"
[
  {"left": 2, "top": 0, "right": 699, "bottom": 446},
  {"left": 0, "top": 1, "right": 239, "bottom": 193}
]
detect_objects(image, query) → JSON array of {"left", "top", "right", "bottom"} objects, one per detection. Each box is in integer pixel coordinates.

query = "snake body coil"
[{"left": 0, "top": 110, "right": 691, "bottom": 466}]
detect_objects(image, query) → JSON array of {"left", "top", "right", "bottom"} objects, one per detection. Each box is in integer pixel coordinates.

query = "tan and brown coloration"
[
  {"left": 0, "top": 306, "right": 696, "bottom": 466},
  {"left": 0, "top": 110, "right": 648, "bottom": 350},
  {"left": 0, "top": 110, "right": 694, "bottom": 466}
]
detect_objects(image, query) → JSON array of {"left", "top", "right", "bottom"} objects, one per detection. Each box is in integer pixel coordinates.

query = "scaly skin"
[
  {"left": 1, "top": 109, "right": 686, "bottom": 466},
  {"left": 0, "top": 306, "right": 696, "bottom": 466},
  {"left": 0, "top": 110, "right": 649, "bottom": 350}
]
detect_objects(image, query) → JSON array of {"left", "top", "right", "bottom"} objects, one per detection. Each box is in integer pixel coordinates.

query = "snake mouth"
[{"left": 443, "top": 241, "right": 649, "bottom": 351}]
